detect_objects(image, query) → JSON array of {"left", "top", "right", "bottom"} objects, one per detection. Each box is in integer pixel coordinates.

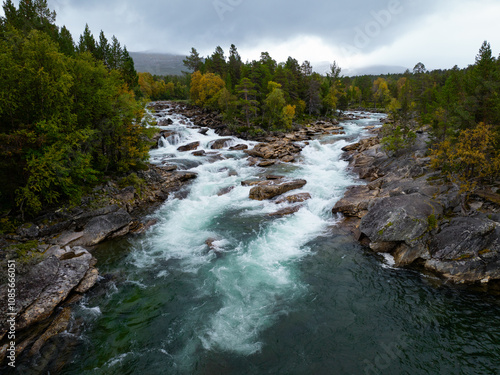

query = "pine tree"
[{"left": 183, "top": 47, "right": 203, "bottom": 72}]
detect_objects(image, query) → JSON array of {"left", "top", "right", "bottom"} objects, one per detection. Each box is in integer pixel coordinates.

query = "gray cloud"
[
  {"left": 48, "top": 0, "right": 434, "bottom": 51},
  {"left": 9, "top": 0, "right": 498, "bottom": 70}
]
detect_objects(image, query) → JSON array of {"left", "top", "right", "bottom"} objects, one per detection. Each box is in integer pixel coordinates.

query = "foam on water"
[{"left": 90, "top": 106, "right": 377, "bottom": 365}]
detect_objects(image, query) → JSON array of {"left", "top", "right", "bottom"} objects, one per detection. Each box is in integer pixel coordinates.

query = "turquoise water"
[{"left": 34, "top": 107, "right": 500, "bottom": 374}]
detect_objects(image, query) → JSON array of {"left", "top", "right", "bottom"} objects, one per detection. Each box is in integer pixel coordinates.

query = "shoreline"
[
  {"left": 333, "top": 126, "right": 500, "bottom": 289},
  {"left": 0, "top": 100, "right": 353, "bottom": 368}
]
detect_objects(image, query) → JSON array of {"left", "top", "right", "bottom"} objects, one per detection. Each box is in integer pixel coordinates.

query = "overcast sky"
[{"left": 4, "top": 0, "right": 500, "bottom": 72}]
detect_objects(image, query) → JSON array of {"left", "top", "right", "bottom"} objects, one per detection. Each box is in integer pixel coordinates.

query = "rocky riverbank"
[
  {"left": 0, "top": 163, "right": 197, "bottom": 365},
  {"left": 0, "top": 101, "right": 350, "bottom": 367},
  {"left": 333, "top": 127, "right": 500, "bottom": 286}
]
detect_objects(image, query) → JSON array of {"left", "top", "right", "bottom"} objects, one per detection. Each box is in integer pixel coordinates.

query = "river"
[{"left": 51, "top": 105, "right": 500, "bottom": 374}]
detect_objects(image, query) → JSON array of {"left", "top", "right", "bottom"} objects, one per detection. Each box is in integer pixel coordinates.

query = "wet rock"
[
  {"left": 332, "top": 185, "right": 379, "bottom": 218},
  {"left": 360, "top": 193, "right": 443, "bottom": 246},
  {"left": 266, "top": 175, "right": 285, "bottom": 180},
  {"left": 276, "top": 193, "right": 311, "bottom": 204},
  {"left": 268, "top": 205, "right": 303, "bottom": 217},
  {"left": 192, "top": 150, "right": 206, "bottom": 156},
  {"left": 249, "top": 179, "right": 307, "bottom": 201},
  {"left": 129, "top": 219, "right": 158, "bottom": 234},
  {"left": 229, "top": 144, "right": 248, "bottom": 150},
  {"left": 67, "top": 208, "right": 132, "bottom": 247},
  {"left": 217, "top": 186, "right": 235, "bottom": 196},
  {"left": 28, "top": 307, "right": 72, "bottom": 356},
  {"left": 258, "top": 160, "right": 276, "bottom": 167},
  {"left": 210, "top": 138, "right": 233, "bottom": 149},
  {"left": 177, "top": 141, "right": 200, "bottom": 152},
  {"left": 245, "top": 140, "right": 303, "bottom": 160},
  {"left": 198, "top": 127, "right": 209, "bottom": 135},
  {"left": 157, "top": 118, "right": 173, "bottom": 126},
  {"left": 0, "top": 246, "right": 97, "bottom": 338},
  {"left": 241, "top": 179, "right": 271, "bottom": 187},
  {"left": 159, "top": 164, "right": 178, "bottom": 171}
]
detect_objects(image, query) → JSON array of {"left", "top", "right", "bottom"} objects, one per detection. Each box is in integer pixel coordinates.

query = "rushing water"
[{"left": 45, "top": 106, "right": 500, "bottom": 374}]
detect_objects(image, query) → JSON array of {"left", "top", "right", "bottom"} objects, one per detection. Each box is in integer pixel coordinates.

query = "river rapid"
[{"left": 52, "top": 105, "right": 500, "bottom": 375}]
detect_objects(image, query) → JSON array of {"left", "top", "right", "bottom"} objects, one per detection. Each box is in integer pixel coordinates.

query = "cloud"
[
  {"left": 49, "top": 0, "right": 436, "bottom": 53},
  {"left": 4, "top": 0, "right": 498, "bottom": 71}
]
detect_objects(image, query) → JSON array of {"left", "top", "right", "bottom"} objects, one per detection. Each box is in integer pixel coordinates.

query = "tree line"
[
  {"left": 0, "top": 0, "right": 154, "bottom": 218},
  {"left": 140, "top": 45, "right": 346, "bottom": 134},
  {"left": 142, "top": 41, "right": 500, "bottom": 202}
]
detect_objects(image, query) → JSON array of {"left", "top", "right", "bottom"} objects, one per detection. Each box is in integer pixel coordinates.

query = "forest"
[
  {"left": 0, "top": 0, "right": 155, "bottom": 218},
  {"left": 143, "top": 42, "right": 500, "bottom": 198},
  {"left": 1, "top": 0, "right": 500, "bottom": 221}
]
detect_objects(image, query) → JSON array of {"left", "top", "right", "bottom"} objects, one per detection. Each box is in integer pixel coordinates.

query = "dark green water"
[{"left": 24, "top": 109, "right": 500, "bottom": 374}]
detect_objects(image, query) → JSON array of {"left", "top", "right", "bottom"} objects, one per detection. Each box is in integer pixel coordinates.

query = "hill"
[{"left": 130, "top": 52, "right": 187, "bottom": 75}]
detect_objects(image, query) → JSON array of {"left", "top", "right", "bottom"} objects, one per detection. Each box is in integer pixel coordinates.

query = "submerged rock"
[
  {"left": 268, "top": 205, "right": 303, "bottom": 217},
  {"left": 275, "top": 193, "right": 311, "bottom": 204}
]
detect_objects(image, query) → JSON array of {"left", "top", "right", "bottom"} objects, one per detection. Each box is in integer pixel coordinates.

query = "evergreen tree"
[
  {"left": 183, "top": 47, "right": 203, "bottom": 72},
  {"left": 78, "top": 24, "right": 96, "bottom": 55},
  {"left": 235, "top": 77, "right": 258, "bottom": 127},
  {"left": 210, "top": 45, "right": 226, "bottom": 77},
  {"left": 227, "top": 44, "right": 242, "bottom": 89}
]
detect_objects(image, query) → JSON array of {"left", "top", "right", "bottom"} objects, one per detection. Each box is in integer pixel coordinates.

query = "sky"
[{"left": 4, "top": 0, "right": 500, "bottom": 73}]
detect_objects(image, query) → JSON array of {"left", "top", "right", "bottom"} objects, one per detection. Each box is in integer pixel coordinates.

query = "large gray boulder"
[
  {"left": 0, "top": 246, "right": 97, "bottom": 340},
  {"left": 360, "top": 193, "right": 443, "bottom": 246},
  {"left": 249, "top": 179, "right": 307, "bottom": 201},
  {"left": 332, "top": 185, "right": 379, "bottom": 218},
  {"left": 424, "top": 217, "right": 500, "bottom": 282}
]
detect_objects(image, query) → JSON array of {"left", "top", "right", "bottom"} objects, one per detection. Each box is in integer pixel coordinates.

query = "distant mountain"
[
  {"left": 131, "top": 52, "right": 408, "bottom": 78},
  {"left": 344, "top": 65, "right": 408, "bottom": 76},
  {"left": 313, "top": 61, "right": 408, "bottom": 77},
  {"left": 130, "top": 52, "right": 187, "bottom": 76}
]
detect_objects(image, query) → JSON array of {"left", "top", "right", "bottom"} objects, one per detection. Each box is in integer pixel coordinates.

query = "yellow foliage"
[
  {"left": 281, "top": 104, "right": 296, "bottom": 129},
  {"left": 190, "top": 71, "right": 225, "bottom": 107},
  {"left": 430, "top": 122, "right": 500, "bottom": 194},
  {"left": 138, "top": 72, "right": 167, "bottom": 99}
]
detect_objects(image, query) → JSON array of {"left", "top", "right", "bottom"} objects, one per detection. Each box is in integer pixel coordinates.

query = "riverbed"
[{"left": 51, "top": 105, "right": 500, "bottom": 375}]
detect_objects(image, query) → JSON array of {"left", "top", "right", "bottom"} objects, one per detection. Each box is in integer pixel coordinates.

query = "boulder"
[
  {"left": 268, "top": 205, "right": 303, "bottom": 217},
  {"left": 249, "top": 179, "right": 307, "bottom": 201},
  {"left": 217, "top": 186, "right": 235, "bottom": 196},
  {"left": 0, "top": 246, "right": 97, "bottom": 338},
  {"left": 210, "top": 138, "right": 233, "bottom": 149},
  {"left": 332, "top": 185, "right": 379, "bottom": 218},
  {"left": 68, "top": 208, "right": 132, "bottom": 247},
  {"left": 276, "top": 193, "right": 311, "bottom": 204},
  {"left": 429, "top": 217, "right": 500, "bottom": 261},
  {"left": 229, "top": 144, "right": 248, "bottom": 151},
  {"left": 426, "top": 217, "right": 500, "bottom": 281},
  {"left": 258, "top": 160, "right": 276, "bottom": 167},
  {"left": 157, "top": 118, "right": 173, "bottom": 126},
  {"left": 360, "top": 193, "right": 443, "bottom": 246},
  {"left": 281, "top": 155, "right": 295, "bottom": 163},
  {"left": 177, "top": 141, "right": 200, "bottom": 152}
]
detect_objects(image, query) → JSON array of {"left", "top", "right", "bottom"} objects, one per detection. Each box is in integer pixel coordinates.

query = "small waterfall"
[
  {"left": 166, "top": 133, "right": 181, "bottom": 145},
  {"left": 158, "top": 136, "right": 169, "bottom": 148}
]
